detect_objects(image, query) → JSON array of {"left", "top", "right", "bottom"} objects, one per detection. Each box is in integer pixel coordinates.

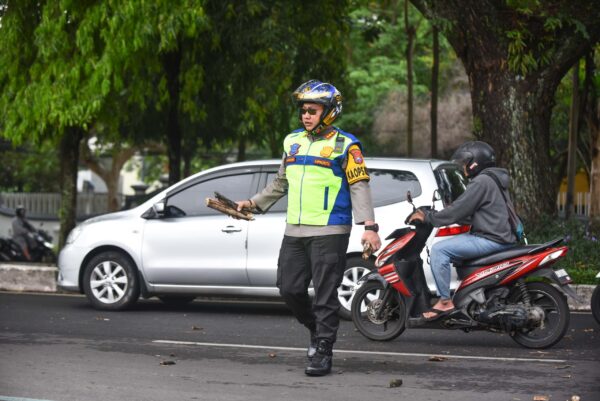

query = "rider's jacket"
[{"left": 283, "top": 127, "right": 367, "bottom": 226}]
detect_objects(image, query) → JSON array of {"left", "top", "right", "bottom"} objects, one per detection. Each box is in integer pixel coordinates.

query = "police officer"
[{"left": 237, "top": 80, "right": 381, "bottom": 376}]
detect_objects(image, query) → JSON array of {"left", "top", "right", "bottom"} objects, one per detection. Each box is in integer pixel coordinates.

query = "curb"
[
  {"left": 0, "top": 263, "right": 58, "bottom": 293},
  {"left": 0, "top": 263, "right": 596, "bottom": 311}
]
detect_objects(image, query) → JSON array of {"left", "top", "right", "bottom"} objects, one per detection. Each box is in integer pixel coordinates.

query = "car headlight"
[{"left": 66, "top": 226, "right": 83, "bottom": 245}]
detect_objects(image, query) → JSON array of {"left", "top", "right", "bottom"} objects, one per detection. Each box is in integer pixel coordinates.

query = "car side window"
[
  {"left": 369, "top": 169, "right": 422, "bottom": 207},
  {"left": 166, "top": 173, "right": 255, "bottom": 217}
]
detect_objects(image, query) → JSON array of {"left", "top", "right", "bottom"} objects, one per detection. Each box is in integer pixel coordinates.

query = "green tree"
[
  {"left": 343, "top": 0, "right": 454, "bottom": 153},
  {"left": 410, "top": 0, "right": 600, "bottom": 220}
]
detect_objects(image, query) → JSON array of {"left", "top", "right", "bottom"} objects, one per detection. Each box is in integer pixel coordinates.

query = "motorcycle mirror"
[
  {"left": 406, "top": 191, "right": 416, "bottom": 212},
  {"left": 432, "top": 190, "right": 441, "bottom": 209}
]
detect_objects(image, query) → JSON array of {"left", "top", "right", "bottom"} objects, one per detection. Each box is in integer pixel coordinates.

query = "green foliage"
[
  {"left": 343, "top": 1, "right": 455, "bottom": 143},
  {"left": 0, "top": 141, "right": 60, "bottom": 192},
  {"left": 525, "top": 216, "right": 600, "bottom": 284},
  {"left": 504, "top": 4, "right": 591, "bottom": 76}
]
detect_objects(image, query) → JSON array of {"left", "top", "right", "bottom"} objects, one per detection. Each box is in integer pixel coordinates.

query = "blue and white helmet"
[{"left": 292, "top": 80, "right": 343, "bottom": 129}]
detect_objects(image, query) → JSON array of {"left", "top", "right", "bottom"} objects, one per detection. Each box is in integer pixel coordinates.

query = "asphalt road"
[{"left": 0, "top": 292, "right": 598, "bottom": 401}]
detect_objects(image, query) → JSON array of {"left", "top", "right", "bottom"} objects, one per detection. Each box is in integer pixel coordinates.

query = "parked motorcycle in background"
[
  {"left": 351, "top": 191, "right": 578, "bottom": 349},
  {"left": 592, "top": 272, "right": 600, "bottom": 325}
]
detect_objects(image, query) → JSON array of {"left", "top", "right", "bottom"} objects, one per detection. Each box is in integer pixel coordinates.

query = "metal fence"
[
  {"left": 556, "top": 192, "right": 592, "bottom": 217},
  {"left": 0, "top": 192, "right": 122, "bottom": 219}
]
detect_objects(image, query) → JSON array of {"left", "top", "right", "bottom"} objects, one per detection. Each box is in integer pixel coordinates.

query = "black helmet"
[
  {"left": 451, "top": 141, "right": 496, "bottom": 177},
  {"left": 15, "top": 205, "right": 26, "bottom": 218}
]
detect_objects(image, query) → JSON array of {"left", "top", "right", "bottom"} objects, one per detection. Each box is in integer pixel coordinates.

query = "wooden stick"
[
  {"left": 362, "top": 241, "right": 373, "bottom": 260},
  {"left": 205, "top": 198, "right": 255, "bottom": 221}
]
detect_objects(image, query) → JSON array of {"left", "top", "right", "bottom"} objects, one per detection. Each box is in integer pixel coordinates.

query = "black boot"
[
  {"left": 305, "top": 339, "right": 333, "bottom": 376},
  {"left": 307, "top": 331, "right": 318, "bottom": 360}
]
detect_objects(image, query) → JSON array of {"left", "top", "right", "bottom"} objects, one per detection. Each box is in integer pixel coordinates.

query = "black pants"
[{"left": 276, "top": 234, "right": 350, "bottom": 343}]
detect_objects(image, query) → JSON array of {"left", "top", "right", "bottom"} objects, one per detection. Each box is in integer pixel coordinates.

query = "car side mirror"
[
  {"left": 432, "top": 190, "right": 441, "bottom": 202},
  {"left": 153, "top": 201, "right": 166, "bottom": 216}
]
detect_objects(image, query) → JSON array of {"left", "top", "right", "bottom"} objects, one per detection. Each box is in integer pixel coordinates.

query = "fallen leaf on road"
[
  {"left": 428, "top": 356, "right": 447, "bottom": 362},
  {"left": 159, "top": 360, "right": 176, "bottom": 366},
  {"left": 562, "top": 375, "right": 572, "bottom": 379},
  {"left": 389, "top": 379, "right": 403, "bottom": 388},
  {"left": 533, "top": 395, "right": 549, "bottom": 401},
  {"left": 95, "top": 316, "right": 110, "bottom": 321},
  {"left": 570, "top": 395, "right": 580, "bottom": 401},
  {"left": 555, "top": 365, "right": 572, "bottom": 370},
  {"left": 191, "top": 325, "right": 203, "bottom": 331},
  {"left": 583, "top": 328, "right": 594, "bottom": 333},
  {"left": 268, "top": 353, "right": 276, "bottom": 358}
]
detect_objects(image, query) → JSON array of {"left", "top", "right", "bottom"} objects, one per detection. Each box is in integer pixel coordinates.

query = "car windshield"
[{"left": 434, "top": 164, "right": 468, "bottom": 206}]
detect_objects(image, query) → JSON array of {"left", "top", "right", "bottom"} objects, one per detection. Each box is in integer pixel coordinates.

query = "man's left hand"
[{"left": 362, "top": 230, "right": 381, "bottom": 253}]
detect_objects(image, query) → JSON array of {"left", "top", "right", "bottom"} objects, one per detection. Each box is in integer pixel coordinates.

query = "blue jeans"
[{"left": 430, "top": 233, "right": 514, "bottom": 299}]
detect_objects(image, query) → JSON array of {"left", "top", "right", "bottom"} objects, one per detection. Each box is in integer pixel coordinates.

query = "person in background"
[
  {"left": 12, "top": 206, "right": 36, "bottom": 261},
  {"left": 236, "top": 79, "right": 381, "bottom": 376}
]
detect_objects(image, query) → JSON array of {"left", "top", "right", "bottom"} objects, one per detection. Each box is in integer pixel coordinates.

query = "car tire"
[
  {"left": 83, "top": 251, "right": 140, "bottom": 310},
  {"left": 338, "top": 256, "right": 375, "bottom": 320}
]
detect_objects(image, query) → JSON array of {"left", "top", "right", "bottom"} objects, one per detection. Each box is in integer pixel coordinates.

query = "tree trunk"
[
  {"left": 237, "top": 136, "right": 246, "bottom": 162},
  {"left": 467, "top": 68, "right": 560, "bottom": 219},
  {"left": 58, "top": 127, "right": 83, "bottom": 249},
  {"left": 591, "top": 134, "right": 600, "bottom": 218},
  {"left": 80, "top": 142, "right": 136, "bottom": 213},
  {"left": 409, "top": 0, "right": 600, "bottom": 220},
  {"left": 164, "top": 49, "right": 182, "bottom": 186},
  {"left": 430, "top": 26, "right": 439, "bottom": 158},
  {"left": 585, "top": 53, "right": 600, "bottom": 218},
  {"left": 404, "top": 0, "right": 414, "bottom": 157},
  {"left": 565, "top": 63, "right": 580, "bottom": 219}
]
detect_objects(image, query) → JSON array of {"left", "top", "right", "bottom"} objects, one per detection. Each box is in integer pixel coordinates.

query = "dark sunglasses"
[{"left": 300, "top": 107, "right": 319, "bottom": 116}]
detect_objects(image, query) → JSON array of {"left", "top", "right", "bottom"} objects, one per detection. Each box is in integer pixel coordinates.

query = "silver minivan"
[{"left": 58, "top": 158, "right": 467, "bottom": 319}]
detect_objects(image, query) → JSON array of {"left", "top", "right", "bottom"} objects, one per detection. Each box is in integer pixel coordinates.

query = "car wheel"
[
  {"left": 158, "top": 296, "right": 196, "bottom": 306},
  {"left": 338, "top": 256, "right": 375, "bottom": 320},
  {"left": 83, "top": 251, "right": 140, "bottom": 310}
]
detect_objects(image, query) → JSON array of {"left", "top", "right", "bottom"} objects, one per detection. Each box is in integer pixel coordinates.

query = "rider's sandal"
[{"left": 421, "top": 307, "right": 455, "bottom": 322}]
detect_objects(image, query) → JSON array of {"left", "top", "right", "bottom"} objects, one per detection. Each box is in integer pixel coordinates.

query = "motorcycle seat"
[{"left": 457, "top": 245, "right": 539, "bottom": 269}]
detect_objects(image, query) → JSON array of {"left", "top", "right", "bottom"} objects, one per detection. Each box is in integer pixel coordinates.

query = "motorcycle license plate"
[{"left": 554, "top": 268, "right": 571, "bottom": 285}]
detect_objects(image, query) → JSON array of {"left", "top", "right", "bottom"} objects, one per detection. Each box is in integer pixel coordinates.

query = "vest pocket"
[{"left": 323, "top": 186, "right": 329, "bottom": 210}]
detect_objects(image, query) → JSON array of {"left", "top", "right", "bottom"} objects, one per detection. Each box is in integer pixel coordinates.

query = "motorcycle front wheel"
[
  {"left": 351, "top": 280, "right": 406, "bottom": 341},
  {"left": 510, "top": 282, "right": 570, "bottom": 349},
  {"left": 591, "top": 284, "right": 600, "bottom": 325}
]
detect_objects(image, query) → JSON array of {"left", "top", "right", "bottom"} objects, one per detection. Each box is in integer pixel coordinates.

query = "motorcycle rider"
[
  {"left": 12, "top": 206, "right": 36, "bottom": 261},
  {"left": 409, "top": 141, "right": 518, "bottom": 321},
  {"left": 236, "top": 80, "right": 381, "bottom": 376}
]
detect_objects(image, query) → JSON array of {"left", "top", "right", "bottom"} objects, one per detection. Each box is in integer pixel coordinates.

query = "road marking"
[
  {"left": 152, "top": 339, "right": 567, "bottom": 363},
  {"left": 0, "top": 396, "right": 56, "bottom": 401}
]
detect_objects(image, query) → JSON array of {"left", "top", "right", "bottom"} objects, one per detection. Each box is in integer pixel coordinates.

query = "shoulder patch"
[{"left": 345, "top": 144, "right": 369, "bottom": 184}]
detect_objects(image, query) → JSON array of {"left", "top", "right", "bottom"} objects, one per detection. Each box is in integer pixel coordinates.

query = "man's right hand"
[{"left": 235, "top": 199, "right": 254, "bottom": 212}]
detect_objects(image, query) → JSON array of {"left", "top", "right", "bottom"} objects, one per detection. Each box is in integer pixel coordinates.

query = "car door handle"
[{"left": 221, "top": 226, "right": 242, "bottom": 233}]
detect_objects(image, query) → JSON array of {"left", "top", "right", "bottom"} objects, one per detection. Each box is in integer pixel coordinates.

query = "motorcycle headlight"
[{"left": 66, "top": 226, "right": 83, "bottom": 245}]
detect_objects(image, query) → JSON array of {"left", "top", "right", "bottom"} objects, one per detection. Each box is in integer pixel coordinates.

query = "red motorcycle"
[{"left": 351, "top": 192, "right": 578, "bottom": 349}]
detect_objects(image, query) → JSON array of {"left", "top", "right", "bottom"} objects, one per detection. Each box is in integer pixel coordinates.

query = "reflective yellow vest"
[{"left": 284, "top": 128, "right": 362, "bottom": 225}]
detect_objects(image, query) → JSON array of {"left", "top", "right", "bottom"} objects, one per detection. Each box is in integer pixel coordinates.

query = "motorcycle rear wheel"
[
  {"left": 591, "top": 284, "right": 600, "bottom": 325},
  {"left": 509, "top": 282, "right": 570, "bottom": 349},
  {"left": 351, "top": 280, "right": 406, "bottom": 341}
]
